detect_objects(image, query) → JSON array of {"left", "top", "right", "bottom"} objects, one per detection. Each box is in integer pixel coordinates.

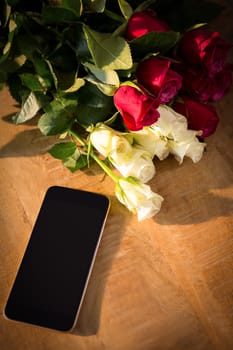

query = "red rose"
[
  {"left": 136, "top": 57, "right": 182, "bottom": 103},
  {"left": 178, "top": 29, "right": 230, "bottom": 77},
  {"left": 176, "top": 64, "right": 232, "bottom": 102},
  {"left": 172, "top": 96, "right": 219, "bottom": 138},
  {"left": 113, "top": 85, "right": 160, "bottom": 131},
  {"left": 126, "top": 9, "right": 169, "bottom": 41},
  {"left": 211, "top": 66, "right": 233, "bottom": 100}
]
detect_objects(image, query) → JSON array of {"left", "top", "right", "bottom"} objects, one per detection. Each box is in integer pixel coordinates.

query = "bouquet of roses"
[{"left": 0, "top": 0, "right": 232, "bottom": 220}]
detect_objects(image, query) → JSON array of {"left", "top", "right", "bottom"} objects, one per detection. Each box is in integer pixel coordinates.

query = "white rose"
[
  {"left": 132, "top": 128, "right": 158, "bottom": 157},
  {"left": 90, "top": 124, "right": 156, "bottom": 183},
  {"left": 133, "top": 127, "right": 169, "bottom": 160},
  {"left": 90, "top": 124, "right": 132, "bottom": 158},
  {"left": 110, "top": 146, "right": 155, "bottom": 183},
  {"left": 185, "top": 140, "right": 206, "bottom": 163},
  {"left": 109, "top": 135, "right": 133, "bottom": 163},
  {"left": 89, "top": 126, "right": 114, "bottom": 157},
  {"left": 149, "top": 105, "right": 206, "bottom": 163},
  {"left": 115, "top": 177, "right": 164, "bottom": 221}
]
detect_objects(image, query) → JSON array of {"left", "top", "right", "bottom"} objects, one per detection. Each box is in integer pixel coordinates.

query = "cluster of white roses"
[{"left": 89, "top": 105, "right": 206, "bottom": 221}]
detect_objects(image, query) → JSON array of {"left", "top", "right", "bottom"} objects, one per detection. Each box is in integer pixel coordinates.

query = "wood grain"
[{"left": 0, "top": 3, "right": 233, "bottom": 349}]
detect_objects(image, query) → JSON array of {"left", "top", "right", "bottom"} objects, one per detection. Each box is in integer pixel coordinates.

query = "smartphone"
[{"left": 4, "top": 186, "right": 110, "bottom": 332}]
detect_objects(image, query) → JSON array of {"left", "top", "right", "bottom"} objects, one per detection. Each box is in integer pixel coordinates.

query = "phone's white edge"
[{"left": 3, "top": 195, "right": 111, "bottom": 334}]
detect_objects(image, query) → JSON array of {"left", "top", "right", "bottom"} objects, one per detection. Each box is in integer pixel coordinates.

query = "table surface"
[{"left": 0, "top": 4, "right": 233, "bottom": 350}]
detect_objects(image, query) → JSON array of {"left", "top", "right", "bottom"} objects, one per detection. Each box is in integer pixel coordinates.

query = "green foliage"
[
  {"left": 83, "top": 25, "right": 132, "bottom": 70},
  {"left": 62, "top": 150, "right": 89, "bottom": 172},
  {"left": 118, "top": 0, "right": 133, "bottom": 20},
  {"left": 83, "top": 0, "right": 106, "bottom": 13},
  {"left": 130, "top": 31, "right": 180, "bottom": 58},
  {"left": 75, "top": 82, "right": 114, "bottom": 126},
  {"left": 0, "top": 0, "right": 223, "bottom": 174},
  {"left": 38, "top": 96, "right": 78, "bottom": 135},
  {"left": 48, "top": 142, "right": 89, "bottom": 172},
  {"left": 41, "top": 7, "right": 78, "bottom": 24},
  {"left": 48, "top": 142, "right": 77, "bottom": 159},
  {"left": 61, "top": 0, "right": 82, "bottom": 17},
  {"left": 19, "top": 73, "right": 45, "bottom": 92}
]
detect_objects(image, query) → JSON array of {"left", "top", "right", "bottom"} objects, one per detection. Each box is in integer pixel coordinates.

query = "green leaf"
[
  {"left": 61, "top": 0, "right": 82, "bottom": 17},
  {"left": 7, "top": 74, "right": 29, "bottom": 103},
  {"left": 0, "top": 19, "right": 18, "bottom": 64},
  {"left": 41, "top": 7, "right": 78, "bottom": 24},
  {"left": 84, "top": 63, "right": 120, "bottom": 86},
  {"left": 130, "top": 31, "right": 180, "bottom": 57},
  {"left": 65, "top": 78, "right": 85, "bottom": 92},
  {"left": 83, "top": 25, "right": 132, "bottom": 70},
  {"left": 48, "top": 142, "right": 77, "bottom": 159},
  {"left": 15, "top": 17, "right": 57, "bottom": 59},
  {"left": 32, "top": 53, "right": 55, "bottom": 89},
  {"left": 48, "top": 44, "right": 78, "bottom": 73},
  {"left": 13, "top": 92, "right": 41, "bottom": 124},
  {"left": 118, "top": 0, "right": 133, "bottom": 20},
  {"left": 38, "top": 97, "right": 78, "bottom": 135},
  {"left": 45, "top": 59, "right": 58, "bottom": 90},
  {"left": 49, "top": 141, "right": 89, "bottom": 172},
  {"left": 135, "top": 0, "right": 157, "bottom": 12},
  {"left": 85, "top": 75, "right": 118, "bottom": 96},
  {"left": 75, "top": 82, "right": 113, "bottom": 126},
  {"left": 63, "top": 149, "right": 89, "bottom": 172},
  {"left": 74, "top": 26, "right": 92, "bottom": 60},
  {"left": 189, "top": 23, "right": 207, "bottom": 30},
  {"left": 82, "top": 0, "right": 106, "bottom": 13},
  {"left": 0, "top": 2, "right": 11, "bottom": 28},
  {"left": 20, "top": 73, "right": 45, "bottom": 91}
]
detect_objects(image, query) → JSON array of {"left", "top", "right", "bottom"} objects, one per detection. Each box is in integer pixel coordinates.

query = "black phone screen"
[{"left": 4, "top": 186, "right": 110, "bottom": 332}]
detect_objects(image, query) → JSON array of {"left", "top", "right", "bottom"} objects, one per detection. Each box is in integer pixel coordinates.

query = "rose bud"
[
  {"left": 113, "top": 85, "right": 160, "bottom": 131},
  {"left": 172, "top": 96, "right": 219, "bottom": 138},
  {"left": 136, "top": 57, "right": 182, "bottom": 103},
  {"left": 126, "top": 9, "right": 169, "bottom": 41},
  {"left": 178, "top": 28, "right": 231, "bottom": 77}
]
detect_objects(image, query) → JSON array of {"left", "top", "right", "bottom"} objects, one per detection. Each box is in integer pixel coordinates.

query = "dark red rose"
[
  {"left": 173, "top": 96, "right": 219, "bottom": 138},
  {"left": 178, "top": 28, "right": 230, "bottom": 77},
  {"left": 136, "top": 57, "right": 182, "bottom": 103},
  {"left": 113, "top": 85, "right": 160, "bottom": 131},
  {"left": 211, "top": 66, "right": 233, "bottom": 100},
  {"left": 126, "top": 9, "right": 169, "bottom": 41},
  {"left": 175, "top": 63, "right": 232, "bottom": 102}
]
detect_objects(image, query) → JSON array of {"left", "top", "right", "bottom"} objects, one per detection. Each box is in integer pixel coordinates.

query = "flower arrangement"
[{"left": 0, "top": 0, "right": 232, "bottom": 220}]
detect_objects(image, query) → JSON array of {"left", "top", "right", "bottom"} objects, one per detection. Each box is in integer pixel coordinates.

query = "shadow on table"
[
  {"left": 0, "top": 114, "right": 59, "bottom": 158},
  {"left": 71, "top": 200, "right": 126, "bottom": 336}
]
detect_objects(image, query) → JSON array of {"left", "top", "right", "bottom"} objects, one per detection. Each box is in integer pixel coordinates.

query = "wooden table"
[{"left": 0, "top": 5, "right": 233, "bottom": 350}]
